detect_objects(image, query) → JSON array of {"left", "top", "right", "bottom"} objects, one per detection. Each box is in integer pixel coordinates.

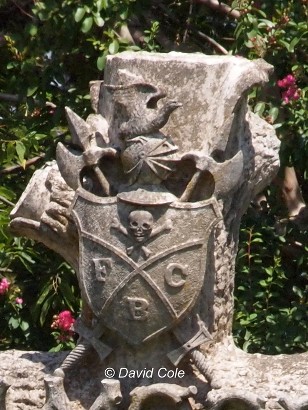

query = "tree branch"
[
  {"left": 9, "top": 0, "right": 34, "bottom": 19},
  {"left": 278, "top": 166, "right": 306, "bottom": 217},
  {"left": 0, "top": 155, "right": 45, "bottom": 175},
  {"left": 0, "top": 195, "right": 15, "bottom": 207},
  {"left": 153, "top": 2, "right": 228, "bottom": 54},
  {"left": 192, "top": 28, "right": 229, "bottom": 54},
  {"left": 0, "top": 93, "right": 22, "bottom": 103},
  {"left": 0, "top": 93, "right": 56, "bottom": 108},
  {"left": 193, "top": 0, "right": 241, "bottom": 20},
  {"left": 117, "top": 24, "right": 136, "bottom": 45},
  {"left": 183, "top": 0, "right": 194, "bottom": 43}
]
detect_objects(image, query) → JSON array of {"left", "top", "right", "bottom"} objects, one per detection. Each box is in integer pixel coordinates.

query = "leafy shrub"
[
  {"left": 232, "top": 0, "right": 307, "bottom": 354},
  {"left": 234, "top": 201, "right": 308, "bottom": 354}
]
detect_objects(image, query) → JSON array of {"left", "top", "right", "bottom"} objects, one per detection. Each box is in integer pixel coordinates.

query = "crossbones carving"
[{"left": 111, "top": 210, "right": 172, "bottom": 259}]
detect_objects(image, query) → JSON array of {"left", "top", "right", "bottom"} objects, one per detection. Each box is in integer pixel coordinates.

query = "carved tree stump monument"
[{"left": 2, "top": 52, "right": 307, "bottom": 410}]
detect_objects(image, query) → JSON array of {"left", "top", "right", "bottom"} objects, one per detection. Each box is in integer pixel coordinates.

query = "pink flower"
[
  {"left": 277, "top": 74, "right": 296, "bottom": 88},
  {"left": 277, "top": 79, "right": 286, "bottom": 87},
  {"left": 52, "top": 310, "right": 75, "bottom": 332},
  {"left": 281, "top": 86, "right": 301, "bottom": 104},
  {"left": 15, "top": 297, "right": 23, "bottom": 304},
  {"left": 0, "top": 278, "right": 10, "bottom": 295},
  {"left": 277, "top": 75, "right": 300, "bottom": 104}
]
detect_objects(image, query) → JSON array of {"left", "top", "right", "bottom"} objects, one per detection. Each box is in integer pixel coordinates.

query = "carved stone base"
[
  {"left": 0, "top": 348, "right": 307, "bottom": 409},
  {"left": 202, "top": 339, "right": 308, "bottom": 410}
]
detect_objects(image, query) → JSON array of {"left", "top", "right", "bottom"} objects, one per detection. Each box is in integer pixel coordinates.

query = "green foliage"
[
  {"left": 229, "top": 1, "right": 308, "bottom": 353},
  {"left": 232, "top": 0, "right": 308, "bottom": 175},
  {"left": 49, "top": 334, "right": 76, "bottom": 353},
  {"left": 0, "top": 0, "right": 141, "bottom": 350},
  {"left": 143, "top": 21, "right": 161, "bottom": 51},
  {"left": 0, "top": 225, "right": 80, "bottom": 349},
  {"left": 230, "top": 2, "right": 307, "bottom": 354},
  {"left": 234, "top": 204, "right": 308, "bottom": 354}
]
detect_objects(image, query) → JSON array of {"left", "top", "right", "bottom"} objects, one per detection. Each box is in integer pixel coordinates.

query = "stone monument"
[{"left": 2, "top": 52, "right": 307, "bottom": 409}]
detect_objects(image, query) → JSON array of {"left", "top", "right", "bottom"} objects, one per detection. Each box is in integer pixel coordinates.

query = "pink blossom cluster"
[
  {"left": 51, "top": 310, "right": 76, "bottom": 343},
  {"left": 277, "top": 74, "right": 300, "bottom": 104},
  {"left": 51, "top": 310, "right": 75, "bottom": 332},
  {"left": 0, "top": 278, "right": 10, "bottom": 295},
  {"left": 15, "top": 297, "right": 23, "bottom": 305}
]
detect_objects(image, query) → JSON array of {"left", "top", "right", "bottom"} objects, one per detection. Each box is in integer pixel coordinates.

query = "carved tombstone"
[{"left": 4, "top": 52, "right": 307, "bottom": 410}]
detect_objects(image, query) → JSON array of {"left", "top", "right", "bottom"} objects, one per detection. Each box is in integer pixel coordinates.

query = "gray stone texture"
[{"left": 2, "top": 52, "right": 304, "bottom": 410}]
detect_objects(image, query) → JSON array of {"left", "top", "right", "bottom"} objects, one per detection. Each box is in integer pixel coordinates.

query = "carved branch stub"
[{"left": 4, "top": 52, "right": 305, "bottom": 410}]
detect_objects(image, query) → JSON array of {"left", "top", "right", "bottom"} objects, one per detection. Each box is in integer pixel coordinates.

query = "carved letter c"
[{"left": 165, "top": 263, "right": 188, "bottom": 288}]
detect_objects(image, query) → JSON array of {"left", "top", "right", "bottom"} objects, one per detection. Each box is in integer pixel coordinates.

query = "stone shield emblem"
[{"left": 72, "top": 188, "right": 221, "bottom": 345}]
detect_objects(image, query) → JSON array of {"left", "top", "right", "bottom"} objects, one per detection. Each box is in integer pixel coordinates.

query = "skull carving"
[{"left": 128, "top": 210, "right": 154, "bottom": 243}]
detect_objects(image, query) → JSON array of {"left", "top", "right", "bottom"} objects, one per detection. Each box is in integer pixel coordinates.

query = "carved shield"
[{"left": 72, "top": 188, "right": 221, "bottom": 345}]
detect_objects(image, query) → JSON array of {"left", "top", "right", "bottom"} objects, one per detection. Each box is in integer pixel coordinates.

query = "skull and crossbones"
[
  {"left": 111, "top": 210, "right": 172, "bottom": 259},
  {"left": 128, "top": 210, "right": 153, "bottom": 243}
]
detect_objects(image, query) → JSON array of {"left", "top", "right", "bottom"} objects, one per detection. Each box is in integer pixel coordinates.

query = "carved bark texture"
[{"left": 1, "top": 53, "right": 305, "bottom": 410}]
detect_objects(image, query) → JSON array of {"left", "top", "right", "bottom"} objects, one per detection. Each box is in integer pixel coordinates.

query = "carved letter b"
[{"left": 125, "top": 297, "right": 149, "bottom": 321}]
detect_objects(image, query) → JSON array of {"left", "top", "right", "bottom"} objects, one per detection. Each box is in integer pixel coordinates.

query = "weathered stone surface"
[
  {"left": 4, "top": 52, "right": 303, "bottom": 410},
  {"left": 1, "top": 346, "right": 307, "bottom": 409},
  {"left": 203, "top": 339, "right": 308, "bottom": 410},
  {"left": 10, "top": 163, "right": 78, "bottom": 270},
  {"left": 0, "top": 350, "right": 66, "bottom": 409},
  {"left": 101, "top": 52, "right": 272, "bottom": 155}
]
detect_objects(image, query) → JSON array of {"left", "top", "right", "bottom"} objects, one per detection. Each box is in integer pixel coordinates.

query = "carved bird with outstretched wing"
[{"left": 105, "top": 82, "right": 181, "bottom": 138}]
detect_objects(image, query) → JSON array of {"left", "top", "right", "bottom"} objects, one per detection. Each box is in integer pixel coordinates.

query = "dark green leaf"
[
  {"left": 27, "top": 85, "right": 38, "bottom": 97},
  {"left": 81, "top": 17, "right": 93, "bottom": 33},
  {"left": 288, "top": 37, "right": 300, "bottom": 53},
  {"left": 15, "top": 141, "right": 26, "bottom": 164},
  {"left": 9, "top": 317, "right": 20, "bottom": 329},
  {"left": 20, "top": 321, "right": 29, "bottom": 331},
  {"left": 108, "top": 39, "right": 119, "bottom": 54},
  {"left": 74, "top": 7, "right": 86, "bottom": 23},
  {"left": 97, "top": 54, "right": 106, "bottom": 71},
  {"left": 94, "top": 15, "right": 105, "bottom": 27}
]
